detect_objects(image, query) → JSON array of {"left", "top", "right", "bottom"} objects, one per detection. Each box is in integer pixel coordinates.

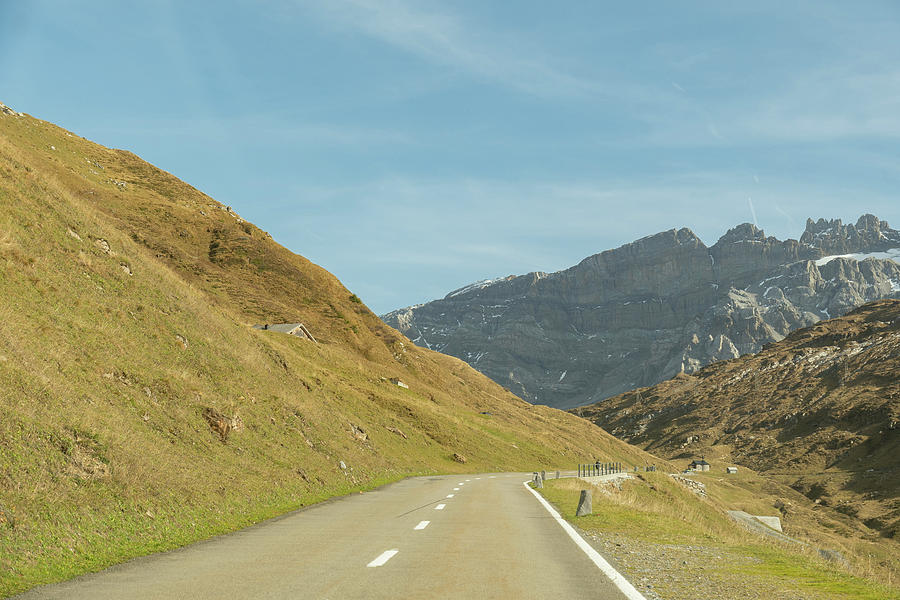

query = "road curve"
[{"left": 16, "top": 474, "right": 636, "bottom": 599}]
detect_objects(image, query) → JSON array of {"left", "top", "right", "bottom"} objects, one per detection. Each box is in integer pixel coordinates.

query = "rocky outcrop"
[
  {"left": 801, "top": 215, "right": 900, "bottom": 254},
  {"left": 382, "top": 215, "right": 900, "bottom": 410},
  {"left": 0, "top": 102, "right": 26, "bottom": 117}
]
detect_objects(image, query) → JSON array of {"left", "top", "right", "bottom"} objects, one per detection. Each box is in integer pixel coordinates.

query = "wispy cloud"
[
  {"left": 739, "top": 66, "right": 900, "bottom": 141},
  {"left": 300, "top": 0, "right": 604, "bottom": 99},
  {"left": 281, "top": 172, "right": 897, "bottom": 253},
  {"left": 597, "top": 65, "right": 900, "bottom": 150},
  {"left": 747, "top": 197, "right": 759, "bottom": 228},
  {"left": 267, "top": 171, "right": 896, "bottom": 312}
]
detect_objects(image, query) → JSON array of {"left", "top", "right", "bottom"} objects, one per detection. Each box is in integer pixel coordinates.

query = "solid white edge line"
[
  {"left": 435, "top": 503, "right": 446, "bottom": 510},
  {"left": 367, "top": 549, "right": 399, "bottom": 567},
  {"left": 414, "top": 520, "right": 430, "bottom": 530},
  {"left": 522, "top": 481, "right": 647, "bottom": 600}
]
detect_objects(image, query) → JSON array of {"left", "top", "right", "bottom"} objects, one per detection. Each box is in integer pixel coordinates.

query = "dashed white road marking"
[
  {"left": 367, "top": 550, "right": 399, "bottom": 567},
  {"left": 465, "top": 479, "right": 471, "bottom": 482},
  {"left": 453, "top": 487, "right": 460, "bottom": 491},
  {"left": 475, "top": 477, "right": 482, "bottom": 480},
  {"left": 446, "top": 494, "right": 454, "bottom": 498},
  {"left": 414, "top": 521, "right": 430, "bottom": 530},
  {"left": 489, "top": 476, "right": 496, "bottom": 478},
  {"left": 458, "top": 482, "right": 464, "bottom": 485},
  {"left": 435, "top": 504, "right": 446, "bottom": 510},
  {"left": 522, "top": 481, "right": 647, "bottom": 600}
]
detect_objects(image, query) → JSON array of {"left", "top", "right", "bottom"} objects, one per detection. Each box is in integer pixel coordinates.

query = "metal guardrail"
[
  {"left": 577, "top": 462, "right": 623, "bottom": 477},
  {"left": 529, "top": 464, "right": 660, "bottom": 484},
  {"left": 576, "top": 463, "right": 659, "bottom": 476}
]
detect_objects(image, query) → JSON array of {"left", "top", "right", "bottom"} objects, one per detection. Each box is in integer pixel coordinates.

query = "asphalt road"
[{"left": 17, "top": 474, "right": 640, "bottom": 599}]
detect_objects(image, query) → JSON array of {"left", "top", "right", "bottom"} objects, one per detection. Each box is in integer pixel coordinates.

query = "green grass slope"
[
  {"left": 537, "top": 473, "right": 898, "bottom": 599},
  {"left": 0, "top": 104, "right": 661, "bottom": 596}
]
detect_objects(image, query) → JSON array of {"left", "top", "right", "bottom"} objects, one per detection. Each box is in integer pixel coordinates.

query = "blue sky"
[{"left": 2, "top": 1, "right": 899, "bottom": 313}]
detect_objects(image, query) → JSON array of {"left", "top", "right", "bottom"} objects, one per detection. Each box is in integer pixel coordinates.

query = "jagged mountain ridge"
[
  {"left": 383, "top": 216, "right": 900, "bottom": 409},
  {"left": 574, "top": 299, "right": 900, "bottom": 538}
]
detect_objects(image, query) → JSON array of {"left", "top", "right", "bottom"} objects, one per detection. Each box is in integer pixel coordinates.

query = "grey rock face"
[
  {"left": 382, "top": 215, "right": 900, "bottom": 410},
  {"left": 801, "top": 215, "right": 900, "bottom": 254},
  {"left": 576, "top": 489, "right": 592, "bottom": 516}
]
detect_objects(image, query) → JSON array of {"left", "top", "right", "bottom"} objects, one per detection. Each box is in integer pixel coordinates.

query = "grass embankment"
[
  {"left": 537, "top": 474, "right": 898, "bottom": 600},
  {"left": 0, "top": 106, "right": 659, "bottom": 597}
]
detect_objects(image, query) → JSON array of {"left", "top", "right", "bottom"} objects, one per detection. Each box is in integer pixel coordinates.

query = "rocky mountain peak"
[
  {"left": 382, "top": 214, "right": 900, "bottom": 410},
  {"left": 638, "top": 227, "right": 704, "bottom": 249},
  {"left": 574, "top": 227, "right": 704, "bottom": 270},
  {"left": 800, "top": 214, "right": 900, "bottom": 254},
  {"left": 714, "top": 222, "right": 767, "bottom": 245}
]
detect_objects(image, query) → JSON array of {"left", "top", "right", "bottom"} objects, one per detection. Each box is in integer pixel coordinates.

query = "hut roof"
[
  {"left": 265, "top": 323, "right": 304, "bottom": 333},
  {"left": 252, "top": 323, "right": 317, "bottom": 343}
]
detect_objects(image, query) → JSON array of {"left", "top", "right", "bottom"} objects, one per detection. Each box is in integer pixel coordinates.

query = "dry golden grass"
[{"left": 0, "top": 108, "right": 660, "bottom": 597}]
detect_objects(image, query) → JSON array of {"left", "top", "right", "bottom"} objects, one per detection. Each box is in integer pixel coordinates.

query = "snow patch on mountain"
[
  {"left": 814, "top": 247, "right": 900, "bottom": 267},
  {"left": 447, "top": 278, "right": 506, "bottom": 299}
]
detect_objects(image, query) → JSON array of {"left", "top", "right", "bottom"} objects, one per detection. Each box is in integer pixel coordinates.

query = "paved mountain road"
[{"left": 17, "top": 474, "right": 639, "bottom": 599}]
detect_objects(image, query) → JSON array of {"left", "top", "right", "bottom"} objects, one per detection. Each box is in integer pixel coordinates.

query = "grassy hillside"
[
  {"left": 0, "top": 103, "right": 660, "bottom": 596},
  {"left": 575, "top": 299, "right": 900, "bottom": 584}
]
